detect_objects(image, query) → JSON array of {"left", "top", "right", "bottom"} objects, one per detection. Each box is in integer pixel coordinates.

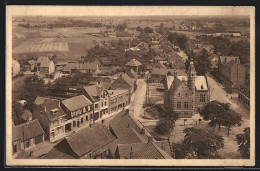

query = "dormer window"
[
  {"left": 201, "top": 85, "right": 204, "bottom": 90},
  {"left": 51, "top": 108, "right": 59, "bottom": 115}
]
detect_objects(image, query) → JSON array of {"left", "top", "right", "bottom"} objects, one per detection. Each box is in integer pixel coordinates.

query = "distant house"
[
  {"left": 62, "top": 61, "right": 79, "bottom": 74},
  {"left": 153, "top": 56, "right": 168, "bottom": 64},
  {"left": 111, "top": 74, "right": 136, "bottom": 103},
  {"left": 55, "top": 61, "right": 68, "bottom": 71},
  {"left": 167, "top": 53, "right": 185, "bottom": 69},
  {"left": 12, "top": 120, "right": 45, "bottom": 154},
  {"left": 219, "top": 56, "right": 240, "bottom": 65},
  {"left": 25, "top": 60, "right": 36, "bottom": 72},
  {"left": 176, "top": 51, "right": 188, "bottom": 62},
  {"left": 44, "top": 124, "right": 116, "bottom": 159},
  {"left": 32, "top": 99, "right": 67, "bottom": 142},
  {"left": 12, "top": 59, "right": 20, "bottom": 77},
  {"left": 238, "top": 79, "right": 250, "bottom": 109},
  {"left": 232, "top": 33, "right": 241, "bottom": 37},
  {"left": 79, "top": 62, "right": 100, "bottom": 74},
  {"left": 209, "top": 53, "right": 219, "bottom": 70},
  {"left": 108, "top": 32, "right": 117, "bottom": 37},
  {"left": 219, "top": 58, "right": 246, "bottom": 93},
  {"left": 36, "top": 56, "right": 55, "bottom": 75},
  {"left": 99, "top": 57, "right": 112, "bottom": 66},
  {"left": 150, "top": 68, "right": 186, "bottom": 83},
  {"left": 125, "top": 59, "right": 142, "bottom": 74}
]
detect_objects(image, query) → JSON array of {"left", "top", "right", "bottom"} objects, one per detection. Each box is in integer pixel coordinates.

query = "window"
[
  {"left": 200, "top": 94, "right": 206, "bottom": 102},
  {"left": 184, "top": 112, "right": 189, "bottom": 116},
  {"left": 90, "top": 114, "right": 93, "bottom": 119},
  {"left": 177, "top": 102, "right": 181, "bottom": 108},
  {"left": 184, "top": 102, "right": 189, "bottom": 108},
  {"left": 104, "top": 101, "right": 107, "bottom": 106},
  {"left": 101, "top": 102, "right": 103, "bottom": 107},
  {"left": 25, "top": 140, "right": 29, "bottom": 148},
  {"left": 81, "top": 118, "right": 83, "bottom": 124},
  {"left": 178, "top": 93, "right": 180, "bottom": 97},
  {"left": 73, "top": 121, "right": 76, "bottom": 127},
  {"left": 13, "top": 144, "right": 17, "bottom": 153},
  {"left": 185, "top": 93, "right": 187, "bottom": 97},
  {"left": 86, "top": 116, "right": 88, "bottom": 121},
  {"left": 95, "top": 104, "right": 98, "bottom": 109}
]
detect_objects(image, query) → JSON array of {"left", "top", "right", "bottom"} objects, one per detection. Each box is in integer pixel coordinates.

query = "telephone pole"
[{"left": 146, "top": 77, "right": 150, "bottom": 105}]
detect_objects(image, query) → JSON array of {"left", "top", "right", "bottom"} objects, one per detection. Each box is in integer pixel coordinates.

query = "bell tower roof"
[{"left": 188, "top": 60, "right": 196, "bottom": 76}]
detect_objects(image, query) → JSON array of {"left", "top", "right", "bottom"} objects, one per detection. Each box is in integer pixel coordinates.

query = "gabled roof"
[
  {"left": 225, "top": 60, "right": 238, "bottom": 69},
  {"left": 122, "top": 74, "right": 135, "bottom": 87},
  {"left": 37, "top": 56, "right": 52, "bottom": 68},
  {"left": 109, "top": 110, "right": 142, "bottom": 138},
  {"left": 16, "top": 150, "right": 36, "bottom": 159},
  {"left": 28, "top": 60, "right": 36, "bottom": 65},
  {"left": 117, "top": 141, "right": 171, "bottom": 159},
  {"left": 45, "top": 124, "right": 116, "bottom": 158},
  {"left": 12, "top": 119, "right": 45, "bottom": 142},
  {"left": 82, "top": 85, "right": 104, "bottom": 101},
  {"left": 62, "top": 95, "right": 92, "bottom": 112},
  {"left": 41, "top": 99, "right": 66, "bottom": 121},
  {"left": 209, "top": 53, "right": 219, "bottom": 61},
  {"left": 63, "top": 62, "right": 80, "bottom": 72},
  {"left": 107, "top": 89, "right": 128, "bottom": 98},
  {"left": 125, "top": 59, "right": 142, "bottom": 67}
]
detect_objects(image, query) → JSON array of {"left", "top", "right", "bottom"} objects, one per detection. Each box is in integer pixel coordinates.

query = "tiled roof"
[
  {"left": 225, "top": 60, "right": 238, "bottom": 69},
  {"left": 125, "top": 59, "right": 142, "bottom": 67},
  {"left": 99, "top": 126, "right": 147, "bottom": 156},
  {"left": 62, "top": 95, "right": 92, "bottom": 112},
  {"left": 116, "top": 141, "right": 169, "bottom": 159},
  {"left": 43, "top": 146, "right": 75, "bottom": 159},
  {"left": 46, "top": 124, "right": 116, "bottom": 158},
  {"left": 41, "top": 99, "right": 66, "bottom": 121},
  {"left": 37, "top": 56, "right": 52, "bottom": 68},
  {"left": 16, "top": 150, "right": 36, "bottom": 159},
  {"left": 122, "top": 74, "right": 135, "bottom": 87},
  {"left": 63, "top": 62, "right": 79, "bottom": 72},
  {"left": 109, "top": 110, "right": 142, "bottom": 138},
  {"left": 79, "top": 62, "right": 98, "bottom": 70},
  {"left": 12, "top": 119, "right": 45, "bottom": 142}
]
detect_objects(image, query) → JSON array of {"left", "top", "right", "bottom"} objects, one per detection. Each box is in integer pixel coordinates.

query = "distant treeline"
[{"left": 18, "top": 18, "right": 107, "bottom": 29}]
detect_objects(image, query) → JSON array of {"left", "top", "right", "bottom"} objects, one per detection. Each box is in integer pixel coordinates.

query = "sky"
[{"left": 7, "top": 6, "right": 253, "bottom": 17}]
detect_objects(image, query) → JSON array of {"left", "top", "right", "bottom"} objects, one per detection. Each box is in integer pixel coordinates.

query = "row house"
[
  {"left": 12, "top": 120, "right": 45, "bottom": 155},
  {"left": 61, "top": 95, "right": 94, "bottom": 133},
  {"left": 32, "top": 99, "right": 67, "bottom": 142},
  {"left": 107, "top": 89, "right": 129, "bottom": 113},
  {"left": 82, "top": 85, "right": 109, "bottom": 120}
]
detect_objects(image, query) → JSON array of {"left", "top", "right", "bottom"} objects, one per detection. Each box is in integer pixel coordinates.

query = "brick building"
[
  {"left": 164, "top": 61, "right": 210, "bottom": 118},
  {"left": 238, "top": 79, "right": 250, "bottom": 109},
  {"left": 218, "top": 56, "right": 246, "bottom": 93}
]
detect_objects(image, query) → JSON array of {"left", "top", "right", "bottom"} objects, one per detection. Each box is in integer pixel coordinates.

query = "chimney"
[
  {"left": 126, "top": 109, "right": 129, "bottom": 115},
  {"left": 174, "top": 70, "right": 178, "bottom": 79},
  {"left": 140, "top": 127, "right": 145, "bottom": 134},
  {"left": 89, "top": 124, "right": 92, "bottom": 128},
  {"left": 129, "top": 147, "right": 133, "bottom": 159},
  {"left": 148, "top": 136, "right": 153, "bottom": 143}
]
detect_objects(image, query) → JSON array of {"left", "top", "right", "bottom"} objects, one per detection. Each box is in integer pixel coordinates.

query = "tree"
[
  {"left": 194, "top": 48, "right": 211, "bottom": 75},
  {"left": 136, "top": 26, "right": 143, "bottom": 32},
  {"left": 20, "top": 75, "right": 45, "bottom": 111},
  {"left": 12, "top": 101, "right": 24, "bottom": 125},
  {"left": 115, "top": 23, "right": 127, "bottom": 31},
  {"left": 172, "top": 142, "right": 186, "bottom": 159},
  {"left": 182, "top": 127, "right": 224, "bottom": 159},
  {"left": 154, "top": 119, "right": 173, "bottom": 135},
  {"left": 143, "top": 26, "right": 153, "bottom": 33},
  {"left": 235, "top": 127, "right": 250, "bottom": 158},
  {"left": 221, "top": 109, "right": 242, "bottom": 136},
  {"left": 200, "top": 100, "right": 243, "bottom": 135}
]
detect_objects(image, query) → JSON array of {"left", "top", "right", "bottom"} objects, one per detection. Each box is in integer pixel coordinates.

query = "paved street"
[{"left": 129, "top": 79, "right": 158, "bottom": 126}]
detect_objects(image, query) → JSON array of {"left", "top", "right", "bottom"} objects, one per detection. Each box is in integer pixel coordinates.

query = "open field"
[
  {"left": 13, "top": 42, "right": 69, "bottom": 54},
  {"left": 12, "top": 27, "right": 134, "bottom": 60}
]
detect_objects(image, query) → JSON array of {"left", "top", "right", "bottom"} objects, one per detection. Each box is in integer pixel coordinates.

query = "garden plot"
[{"left": 13, "top": 42, "right": 69, "bottom": 54}]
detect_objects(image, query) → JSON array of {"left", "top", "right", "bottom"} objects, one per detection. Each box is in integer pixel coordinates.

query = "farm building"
[
  {"left": 12, "top": 59, "right": 20, "bottom": 77},
  {"left": 36, "top": 56, "right": 55, "bottom": 75}
]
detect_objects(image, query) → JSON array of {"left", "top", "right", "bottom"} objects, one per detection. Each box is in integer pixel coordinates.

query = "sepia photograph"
[{"left": 6, "top": 6, "right": 255, "bottom": 166}]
